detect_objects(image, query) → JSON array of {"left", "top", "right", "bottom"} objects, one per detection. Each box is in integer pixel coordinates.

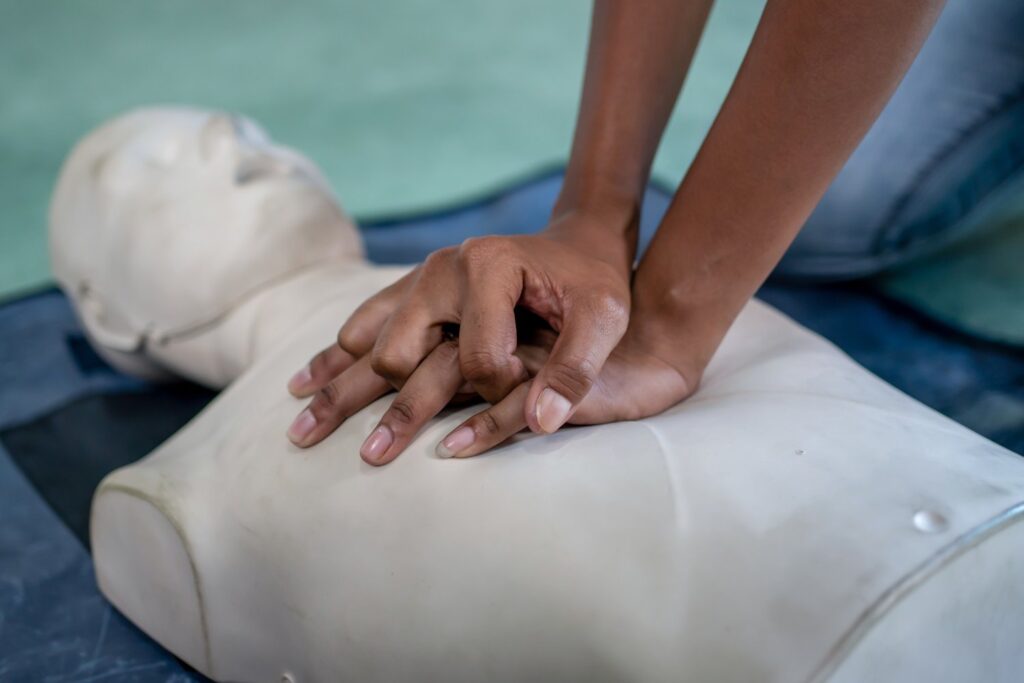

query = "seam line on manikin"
[
  {"left": 150, "top": 256, "right": 354, "bottom": 344},
  {"left": 683, "top": 389, "right": 971, "bottom": 443},
  {"left": 636, "top": 420, "right": 686, "bottom": 533},
  {"left": 805, "top": 500, "right": 1024, "bottom": 683}
]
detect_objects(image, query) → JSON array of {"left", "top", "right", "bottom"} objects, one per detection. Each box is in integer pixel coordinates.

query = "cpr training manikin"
[{"left": 50, "top": 108, "right": 1024, "bottom": 682}]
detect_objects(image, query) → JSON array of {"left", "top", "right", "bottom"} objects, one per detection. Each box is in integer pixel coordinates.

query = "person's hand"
[
  {"left": 430, "top": 312, "right": 697, "bottom": 458},
  {"left": 285, "top": 209, "right": 637, "bottom": 464},
  {"left": 288, "top": 301, "right": 698, "bottom": 464}
]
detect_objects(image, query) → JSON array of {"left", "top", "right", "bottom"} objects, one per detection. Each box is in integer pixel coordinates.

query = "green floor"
[{"left": 2, "top": 0, "right": 1021, "bottom": 343}]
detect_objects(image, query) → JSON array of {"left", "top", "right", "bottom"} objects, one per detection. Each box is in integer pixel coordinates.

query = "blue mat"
[
  {"left": 2, "top": 173, "right": 1022, "bottom": 680},
  {"left": 0, "top": 290, "right": 202, "bottom": 681}
]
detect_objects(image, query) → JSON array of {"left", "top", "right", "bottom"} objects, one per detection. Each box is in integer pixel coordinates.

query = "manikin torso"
[{"left": 52, "top": 109, "right": 1024, "bottom": 682}]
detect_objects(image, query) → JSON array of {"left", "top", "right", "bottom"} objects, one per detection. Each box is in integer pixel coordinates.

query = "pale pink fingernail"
[
  {"left": 535, "top": 387, "right": 572, "bottom": 433},
  {"left": 435, "top": 427, "right": 475, "bottom": 458},
  {"left": 360, "top": 425, "right": 394, "bottom": 463},
  {"left": 287, "top": 409, "right": 317, "bottom": 444},
  {"left": 287, "top": 365, "right": 312, "bottom": 394}
]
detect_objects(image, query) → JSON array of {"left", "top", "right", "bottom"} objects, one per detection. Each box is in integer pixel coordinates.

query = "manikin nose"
[{"left": 234, "top": 153, "right": 304, "bottom": 184}]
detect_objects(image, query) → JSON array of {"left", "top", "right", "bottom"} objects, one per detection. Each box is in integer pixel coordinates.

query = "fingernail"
[
  {"left": 287, "top": 365, "right": 312, "bottom": 394},
  {"left": 360, "top": 425, "right": 394, "bottom": 463},
  {"left": 535, "top": 387, "right": 572, "bottom": 433},
  {"left": 436, "top": 426, "right": 475, "bottom": 458},
  {"left": 287, "top": 409, "right": 317, "bottom": 444}
]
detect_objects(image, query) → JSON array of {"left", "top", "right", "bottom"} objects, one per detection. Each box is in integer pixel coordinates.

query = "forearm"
[
  {"left": 632, "top": 0, "right": 944, "bottom": 378},
  {"left": 551, "top": 0, "right": 714, "bottom": 250}
]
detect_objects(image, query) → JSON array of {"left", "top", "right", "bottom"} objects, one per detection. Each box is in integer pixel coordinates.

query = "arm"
[
  {"left": 436, "top": 0, "right": 947, "bottom": 458},
  {"left": 631, "top": 0, "right": 944, "bottom": 384},
  {"left": 287, "top": 0, "right": 715, "bottom": 460},
  {"left": 289, "top": 0, "right": 945, "bottom": 464},
  {"left": 551, "top": 0, "right": 715, "bottom": 274}
]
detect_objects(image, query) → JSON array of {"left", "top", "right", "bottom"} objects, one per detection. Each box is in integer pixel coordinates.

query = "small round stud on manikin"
[{"left": 912, "top": 509, "right": 949, "bottom": 534}]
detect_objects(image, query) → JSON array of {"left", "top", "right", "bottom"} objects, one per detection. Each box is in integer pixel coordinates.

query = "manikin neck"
[{"left": 146, "top": 259, "right": 411, "bottom": 388}]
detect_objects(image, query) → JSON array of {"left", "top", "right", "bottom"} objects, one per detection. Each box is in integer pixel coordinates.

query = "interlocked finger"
[
  {"left": 435, "top": 381, "right": 531, "bottom": 459},
  {"left": 360, "top": 340, "right": 465, "bottom": 466},
  {"left": 287, "top": 354, "right": 391, "bottom": 448}
]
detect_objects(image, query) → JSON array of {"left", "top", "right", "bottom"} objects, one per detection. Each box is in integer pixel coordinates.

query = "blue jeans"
[{"left": 776, "top": 0, "right": 1024, "bottom": 280}]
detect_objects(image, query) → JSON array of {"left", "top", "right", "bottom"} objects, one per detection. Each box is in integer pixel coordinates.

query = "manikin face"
[{"left": 50, "top": 107, "right": 363, "bottom": 351}]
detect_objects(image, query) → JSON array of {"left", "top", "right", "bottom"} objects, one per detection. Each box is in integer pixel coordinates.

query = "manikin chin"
[{"left": 51, "top": 107, "right": 1024, "bottom": 683}]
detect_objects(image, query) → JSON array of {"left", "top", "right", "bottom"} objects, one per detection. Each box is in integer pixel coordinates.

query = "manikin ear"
[
  {"left": 74, "top": 281, "right": 144, "bottom": 352},
  {"left": 199, "top": 113, "right": 239, "bottom": 161}
]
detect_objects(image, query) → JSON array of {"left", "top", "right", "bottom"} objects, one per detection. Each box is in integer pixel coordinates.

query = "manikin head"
[{"left": 49, "top": 107, "right": 365, "bottom": 383}]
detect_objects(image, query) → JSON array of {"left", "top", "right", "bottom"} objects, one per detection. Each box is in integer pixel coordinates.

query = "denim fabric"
[{"left": 777, "top": 0, "right": 1024, "bottom": 279}]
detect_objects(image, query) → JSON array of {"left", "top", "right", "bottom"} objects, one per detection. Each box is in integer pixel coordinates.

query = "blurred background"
[
  {"left": 3, "top": 0, "right": 1022, "bottom": 340},
  {"left": 0, "top": 0, "right": 760, "bottom": 295}
]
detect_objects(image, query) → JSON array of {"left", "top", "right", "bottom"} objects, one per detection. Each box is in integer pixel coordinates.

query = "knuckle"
[
  {"left": 337, "top": 325, "right": 367, "bottom": 355},
  {"left": 434, "top": 339, "right": 460, "bottom": 363},
  {"left": 477, "top": 410, "right": 502, "bottom": 438},
  {"left": 309, "top": 349, "right": 331, "bottom": 377},
  {"left": 459, "top": 348, "right": 505, "bottom": 385},
  {"left": 371, "top": 350, "right": 413, "bottom": 383},
  {"left": 311, "top": 382, "right": 342, "bottom": 415},
  {"left": 337, "top": 310, "right": 379, "bottom": 353},
  {"left": 458, "top": 236, "right": 508, "bottom": 270},
  {"left": 385, "top": 396, "right": 418, "bottom": 428},
  {"left": 422, "top": 247, "right": 455, "bottom": 275},
  {"left": 546, "top": 357, "right": 598, "bottom": 401}
]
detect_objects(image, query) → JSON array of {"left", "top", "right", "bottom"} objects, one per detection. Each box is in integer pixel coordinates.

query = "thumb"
[{"left": 525, "top": 294, "right": 627, "bottom": 434}]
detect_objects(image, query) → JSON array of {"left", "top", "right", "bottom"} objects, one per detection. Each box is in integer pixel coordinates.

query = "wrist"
[
  {"left": 627, "top": 270, "right": 742, "bottom": 390},
  {"left": 545, "top": 190, "right": 641, "bottom": 278},
  {"left": 553, "top": 170, "right": 642, "bottom": 234}
]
